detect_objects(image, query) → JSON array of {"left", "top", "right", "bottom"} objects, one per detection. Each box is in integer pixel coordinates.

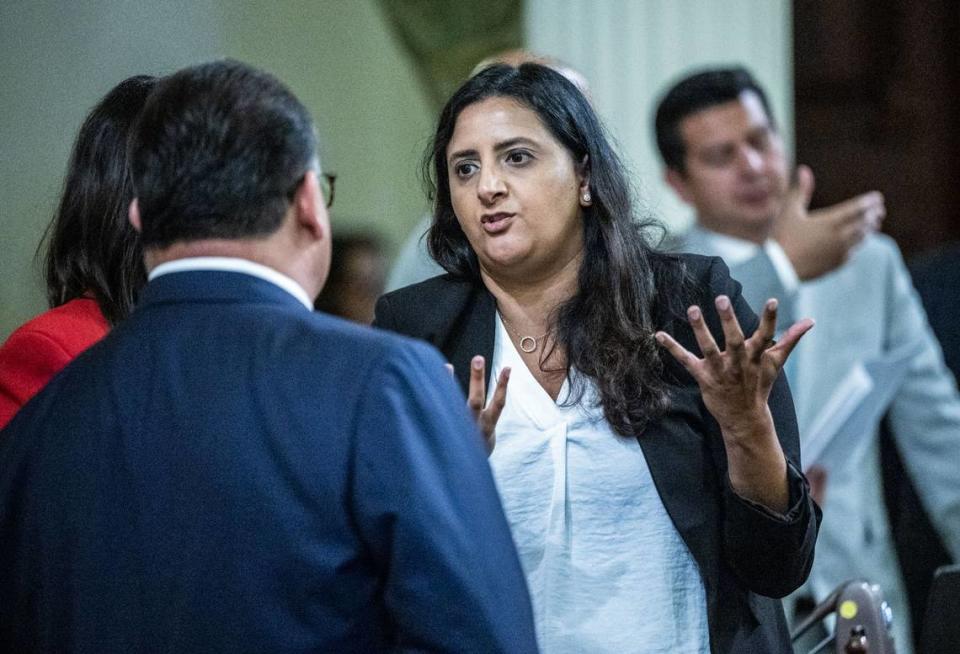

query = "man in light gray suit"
[{"left": 654, "top": 66, "right": 960, "bottom": 653}]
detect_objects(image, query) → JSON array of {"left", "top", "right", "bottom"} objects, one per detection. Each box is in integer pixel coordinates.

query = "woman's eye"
[
  {"left": 507, "top": 150, "right": 531, "bottom": 165},
  {"left": 455, "top": 162, "right": 478, "bottom": 177}
]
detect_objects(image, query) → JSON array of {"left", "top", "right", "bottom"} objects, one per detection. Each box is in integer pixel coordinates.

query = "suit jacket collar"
[
  {"left": 137, "top": 270, "right": 310, "bottom": 313},
  {"left": 415, "top": 277, "right": 497, "bottom": 392},
  {"left": 413, "top": 272, "right": 691, "bottom": 394}
]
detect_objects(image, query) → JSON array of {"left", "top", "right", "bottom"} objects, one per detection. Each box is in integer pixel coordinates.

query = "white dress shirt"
[{"left": 488, "top": 316, "right": 709, "bottom": 653}]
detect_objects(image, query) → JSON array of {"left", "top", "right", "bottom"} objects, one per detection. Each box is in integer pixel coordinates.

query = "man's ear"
[
  {"left": 292, "top": 170, "right": 325, "bottom": 240},
  {"left": 128, "top": 198, "right": 142, "bottom": 233},
  {"left": 664, "top": 167, "right": 693, "bottom": 204}
]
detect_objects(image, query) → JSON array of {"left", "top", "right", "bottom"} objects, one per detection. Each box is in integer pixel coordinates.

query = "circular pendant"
[{"left": 519, "top": 336, "right": 537, "bottom": 353}]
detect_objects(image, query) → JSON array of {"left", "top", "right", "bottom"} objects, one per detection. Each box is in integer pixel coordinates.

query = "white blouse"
[{"left": 488, "top": 315, "right": 710, "bottom": 653}]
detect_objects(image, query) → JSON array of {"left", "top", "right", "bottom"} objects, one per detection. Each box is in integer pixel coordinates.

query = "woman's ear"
[
  {"left": 578, "top": 155, "right": 592, "bottom": 207},
  {"left": 128, "top": 198, "right": 142, "bottom": 232}
]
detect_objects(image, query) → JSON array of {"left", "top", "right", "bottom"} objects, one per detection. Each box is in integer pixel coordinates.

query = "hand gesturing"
[
  {"left": 457, "top": 356, "right": 510, "bottom": 455},
  {"left": 773, "top": 164, "right": 885, "bottom": 281},
  {"left": 655, "top": 295, "right": 813, "bottom": 444},
  {"left": 655, "top": 295, "right": 813, "bottom": 512}
]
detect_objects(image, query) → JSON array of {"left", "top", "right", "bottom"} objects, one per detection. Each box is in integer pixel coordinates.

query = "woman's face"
[{"left": 445, "top": 96, "right": 588, "bottom": 282}]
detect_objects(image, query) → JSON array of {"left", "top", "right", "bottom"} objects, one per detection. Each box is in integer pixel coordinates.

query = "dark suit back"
[{"left": 0, "top": 270, "right": 537, "bottom": 653}]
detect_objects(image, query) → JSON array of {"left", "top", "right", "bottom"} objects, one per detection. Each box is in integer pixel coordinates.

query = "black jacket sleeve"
[{"left": 699, "top": 256, "right": 821, "bottom": 598}]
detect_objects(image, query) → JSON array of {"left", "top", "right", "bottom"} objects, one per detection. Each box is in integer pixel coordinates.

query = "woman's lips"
[{"left": 481, "top": 212, "right": 515, "bottom": 234}]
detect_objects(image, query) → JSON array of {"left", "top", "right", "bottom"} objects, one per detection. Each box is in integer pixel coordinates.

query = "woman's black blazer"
[{"left": 373, "top": 252, "right": 820, "bottom": 654}]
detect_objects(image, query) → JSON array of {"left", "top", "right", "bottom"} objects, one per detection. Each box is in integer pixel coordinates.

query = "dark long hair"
[
  {"left": 425, "top": 63, "right": 685, "bottom": 436},
  {"left": 40, "top": 75, "right": 157, "bottom": 325}
]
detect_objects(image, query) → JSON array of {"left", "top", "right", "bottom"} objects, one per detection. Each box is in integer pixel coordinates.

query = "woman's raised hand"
[
  {"left": 457, "top": 356, "right": 510, "bottom": 455},
  {"left": 656, "top": 295, "right": 812, "bottom": 434},
  {"left": 655, "top": 295, "right": 814, "bottom": 512}
]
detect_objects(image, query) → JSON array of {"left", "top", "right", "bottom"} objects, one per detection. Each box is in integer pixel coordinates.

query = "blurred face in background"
[
  {"left": 335, "top": 243, "right": 384, "bottom": 324},
  {"left": 666, "top": 90, "right": 789, "bottom": 243},
  {"left": 446, "top": 96, "right": 589, "bottom": 283},
  {"left": 313, "top": 238, "right": 385, "bottom": 324}
]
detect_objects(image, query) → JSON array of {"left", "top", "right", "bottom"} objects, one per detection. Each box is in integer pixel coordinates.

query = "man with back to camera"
[
  {"left": 0, "top": 60, "right": 538, "bottom": 653},
  {"left": 654, "top": 66, "right": 960, "bottom": 652}
]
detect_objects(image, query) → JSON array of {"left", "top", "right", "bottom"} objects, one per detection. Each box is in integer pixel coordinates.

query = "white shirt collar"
[
  {"left": 695, "top": 228, "right": 761, "bottom": 265},
  {"left": 148, "top": 257, "right": 314, "bottom": 310}
]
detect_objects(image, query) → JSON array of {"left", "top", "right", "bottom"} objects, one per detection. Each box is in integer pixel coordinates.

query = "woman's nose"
[{"left": 477, "top": 165, "right": 507, "bottom": 202}]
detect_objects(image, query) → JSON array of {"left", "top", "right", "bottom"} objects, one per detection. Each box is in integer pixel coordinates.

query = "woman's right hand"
[{"left": 462, "top": 355, "right": 510, "bottom": 455}]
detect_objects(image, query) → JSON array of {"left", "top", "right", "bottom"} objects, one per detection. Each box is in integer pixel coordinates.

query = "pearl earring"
[{"left": 582, "top": 191, "right": 592, "bottom": 204}]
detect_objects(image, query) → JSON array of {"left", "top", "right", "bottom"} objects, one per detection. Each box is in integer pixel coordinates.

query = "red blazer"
[{"left": 0, "top": 298, "right": 108, "bottom": 430}]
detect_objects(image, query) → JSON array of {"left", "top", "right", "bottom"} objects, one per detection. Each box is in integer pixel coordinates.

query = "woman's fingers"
[
  {"left": 481, "top": 368, "right": 510, "bottom": 434},
  {"left": 765, "top": 318, "right": 815, "bottom": 367},
  {"left": 746, "top": 298, "right": 779, "bottom": 361},
  {"left": 484, "top": 367, "right": 510, "bottom": 424},
  {"left": 659, "top": 297, "right": 797, "bottom": 385},
  {"left": 655, "top": 331, "right": 700, "bottom": 377},
  {"left": 467, "top": 355, "right": 486, "bottom": 417},
  {"left": 452, "top": 356, "right": 509, "bottom": 455},
  {"left": 715, "top": 295, "right": 747, "bottom": 364},
  {"left": 687, "top": 305, "right": 721, "bottom": 365},
  {"left": 479, "top": 367, "right": 511, "bottom": 453}
]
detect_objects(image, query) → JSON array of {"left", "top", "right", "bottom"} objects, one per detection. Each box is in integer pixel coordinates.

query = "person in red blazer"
[{"left": 0, "top": 75, "right": 156, "bottom": 430}]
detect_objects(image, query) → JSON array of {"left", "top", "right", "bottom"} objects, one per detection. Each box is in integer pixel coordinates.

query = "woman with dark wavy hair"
[
  {"left": 374, "top": 63, "right": 819, "bottom": 652},
  {"left": 0, "top": 75, "right": 156, "bottom": 430}
]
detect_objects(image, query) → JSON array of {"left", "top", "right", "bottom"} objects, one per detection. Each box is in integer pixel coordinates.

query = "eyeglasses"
[
  {"left": 287, "top": 171, "right": 336, "bottom": 209},
  {"left": 320, "top": 172, "right": 336, "bottom": 209}
]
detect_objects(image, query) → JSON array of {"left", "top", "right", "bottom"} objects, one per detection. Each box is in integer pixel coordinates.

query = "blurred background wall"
[{"left": 2, "top": 1, "right": 957, "bottom": 339}]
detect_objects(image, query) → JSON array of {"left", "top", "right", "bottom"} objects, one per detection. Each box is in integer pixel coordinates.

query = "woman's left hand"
[
  {"left": 656, "top": 295, "right": 813, "bottom": 438},
  {"left": 655, "top": 295, "right": 814, "bottom": 512}
]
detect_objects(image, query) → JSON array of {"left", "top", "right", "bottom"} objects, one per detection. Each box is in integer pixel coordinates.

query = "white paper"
[{"left": 802, "top": 340, "right": 923, "bottom": 472}]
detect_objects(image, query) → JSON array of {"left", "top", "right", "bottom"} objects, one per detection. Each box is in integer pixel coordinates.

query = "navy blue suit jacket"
[{"left": 0, "top": 270, "right": 538, "bottom": 653}]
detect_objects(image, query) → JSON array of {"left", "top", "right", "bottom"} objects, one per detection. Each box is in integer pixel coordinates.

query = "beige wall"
[{"left": 0, "top": 0, "right": 433, "bottom": 339}]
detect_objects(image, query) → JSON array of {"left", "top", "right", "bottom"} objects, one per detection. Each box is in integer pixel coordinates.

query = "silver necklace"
[{"left": 499, "top": 312, "right": 549, "bottom": 354}]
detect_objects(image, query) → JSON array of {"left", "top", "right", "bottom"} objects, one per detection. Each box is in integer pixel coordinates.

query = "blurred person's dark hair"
[
  {"left": 40, "top": 75, "right": 157, "bottom": 325},
  {"left": 314, "top": 233, "right": 386, "bottom": 324},
  {"left": 129, "top": 60, "right": 317, "bottom": 248},
  {"left": 424, "top": 62, "right": 685, "bottom": 436},
  {"left": 654, "top": 66, "right": 775, "bottom": 173}
]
